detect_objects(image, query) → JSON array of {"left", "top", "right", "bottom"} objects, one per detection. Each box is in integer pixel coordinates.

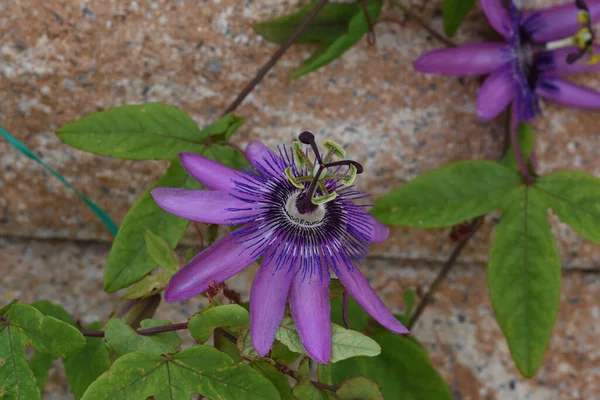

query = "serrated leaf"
[
  {"left": 501, "top": 122, "right": 536, "bottom": 172},
  {"left": 276, "top": 317, "right": 380, "bottom": 363},
  {"left": 442, "top": 0, "right": 476, "bottom": 37},
  {"left": 372, "top": 160, "right": 521, "bottom": 227},
  {"left": 81, "top": 346, "right": 280, "bottom": 400},
  {"left": 290, "top": 0, "right": 383, "bottom": 78},
  {"left": 57, "top": 104, "right": 244, "bottom": 161},
  {"left": 103, "top": 161, "right": 199, "bottom": 292},
  {"left": 336, "top": 376, "right": 383, "bottom": 400},
  {"left": 318, "top": 328, "right": 452, "bottom": 400},
  {"left": 254, "top": 3, "right": 362, "bottom": 44},
  {"left": 252, "top": 361, "right": 294, "bottom": 400},
  {"left": 0, "top": 321, "right": 41, "bottom": 399},
  {"left": 64, "top": 322, "right": 111, "bottom": 400},
  {"left": 104, "top": 319, "right": 181, "bottom": 356},
  {"left": 6, "top": 304, "right": 85, "bottom": 358},
  {"left": 535, "top": 171, "right": 600, "bottom": 244},
  {"left": 142, "top": 229, "right": 179, "bottom": 273},
  {"left": 121, "top": 270, "right": 172, "bottom": 300},
  {"left": 488, "top": 186, "right": 560, "bottom": 377},
  {"left": 189, "top": 304, "right": 249, "bottom": 343}
]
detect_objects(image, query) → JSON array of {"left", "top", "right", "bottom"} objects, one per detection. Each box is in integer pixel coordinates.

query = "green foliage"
[
  {"left": 121, "top": 270, "right": 172, "bottom": 300},
  {"left": 142, "top": 229, "right": 180, "bottom": 274},
  {"left": 371, "top": 160, "right": 521, "bottom": 227},
  {"left": 0, "top": 320, "right": 41, "bottom": 399},
  {"left": 81, "top": 346, "right": 280, "bottom": 400},
  {"left": 442, "top": 0, "right": 476, "bottom": 36},
  {"left": 276, "top": 317, "right": 380, "bottom": 363},
  {"left": 28, "top": 351, "right": 54, "bottom": 392},
  {"left": 6, "top": 304, "right": 85, "bottom": 358},
  {"left": 57, "top": 104, "right": 244, "bottom": 161},
  {"left": 319, "top": 327, "right": 453, "bottom": 400},
  {"left": 252, "top": 361, "right": 294, "bottom": 400},
  {"left": 104, "top": 319, "right": 182, "bottom": 356},
  {"left": 254, "top": 0, "right": 383, "bottom": 78},
  {"left": 64, "top": 322, "right": 111, "bottom": 400},
  {"left": 501, "top": 123, "right": 537, "bottom": 172},
  {"left": 488, "top": 186, "right": 561, "bottom": 378},
  {"left": 536, "top": 171, "right": 600, "bottom": 244},
  {"left": 398, "top": 289, "right": 417, "bottom": 326},
  {"left": 188, "top": 304, "right": 250, "bottom": 343},
  {"left": 336, "top": 376, "right": 383, "bottom": 400}
]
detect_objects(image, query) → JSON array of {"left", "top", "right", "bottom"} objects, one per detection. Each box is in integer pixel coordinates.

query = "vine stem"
[
  {"left": 222, "top": 0, "right": 330, "bottom": 115},
  {"left": 390, "top": 0, "right": 457, "bottom": 48},
  {"left": 80, "top": 322, "right": 189, "bottom": 338}
]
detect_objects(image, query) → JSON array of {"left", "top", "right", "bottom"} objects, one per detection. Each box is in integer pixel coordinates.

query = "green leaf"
[
  {"left": 291, "top": 0, "right": 383, "bottom": 78},
  {"left": 336, "top": 376, "right": 383, "bottom": 400},
  {"left": 328, "top": 279, "right": 346, "bottom": 300},
  {"left": 254, "top": 3, "right": 363, "bottom": 44},
  {"left": 119, "top": 295, "right": 161, "bottom": 330},
  {"left": 6, "top": 304, "right": 85, "bottom": 358},
  {"left": 31, "top": 300, "right": 76, "bottom": 326},
  {"left": 64, "top": 322, "right": 111, "bottom": 400},
  {"left": 57, "top": 104, "right": 244, "bottom": 161},
  {"left": 330, "top": 291, "right": 372, "bottom": 333},
  {"left": 292, "top": 381, "right": 328, "bottom": 400},
  {"left": 398, "top": 289, "right": 417, "bottom": 326},
  {"left": 252, "top": 361, "right": 294, "bottom": 400},
  {"left": 121, "top": 270, "right": 172, "bottom": 300},
  {"left": 188, "top": 304, "right": 250, "bottom": 343},
  {"left": 488, "top": 186, "right": 561, "bottom": 377},
  {"left": 442, "top": 0, "right": 475, "bottom": 37},
  {"left": 270, "top": 341, "right": 300, "bottom": 365},
  {"left": 0, "top": 321, "right": 41, "bottom": 400},
  {"left": 372, "top": 160, "right": 521, "bottom": 227},
  {"left": 0, "top": 124, "right": 118, "bottom": 236},
  {"left": 237, "top": 328, "right": 260, "bottom": 359},
  {"left": 104, "top": 319, "right": 181, "bottom": 356},
  {"left": 535, "top": 171, "right": 600, "bottom": 244},
  {"left": 319, "top": 328, "right": 452, "bottom": 400},
  {"left": 103, "top": 161, "right": 199, "bottom": 292},
  {"left": 501, "top": 122, "right": 536, "bottom": 172},
  {"left": 276, "top": 317, "right": 380, "bottom": 363},
  {"left": 28, "top": 351, "right": 54, "bottom": 392},
  {"left": 81, "top": 346, "right": 280, "bottom": 400},
  {"left": 142, "top": 229, "right": 179, "bottom": 274},
  {"left": 214, "top": 329, "right": 243, "bottom": 362},
  {"left": 0, "top": 301, "right": 17, "bottom": 317}
]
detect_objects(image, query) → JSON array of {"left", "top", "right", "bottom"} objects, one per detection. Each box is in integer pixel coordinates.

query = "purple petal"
[
  {"left": 524, "top": 2, "right": 600, "bottom": 43},
  {"left": 480, "top": 0, "right": 512, "bottom": 37},
  {"left": 540, "top": 45, "right": 600, "bottom": 76},
  {"left": 151, "top": 188, "right": 258, "bottom": 224},
  {"left": 245, "top": 141, "right": 285, "bottom": 178},
  {"left": 289, "top": 277, "right": 331, "bottom": 364},
  {"left": 250, "top": 248, "right": 294, "bottom": 357},
  {"left": 336, "top": 265, "right": 409, "bottom": 335},
  {"left": 179, "top": 152, "right": 238, "bottom": 192},
  {"left": 368, "top": 217, "right": 390, "bottom": 243},
  {"left": 476, "top": 65, "right": 515, "bottom": 121},
  {"left": 164, "top": 231, "right": 260, "bottom": 301},
  {"left": 413, "top": 43, "right": 511, "bottom": 77},
  {"left": 536, "top": 76, "right": 600, "bottom": 109}
]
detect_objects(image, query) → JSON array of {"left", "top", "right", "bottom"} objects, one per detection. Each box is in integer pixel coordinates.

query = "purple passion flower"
[
  {"left": 414, "top": 0, "right": 600, "bottom": 127},
  {"left": 151, "top": 132, "right": 408, "bottom": 363}
]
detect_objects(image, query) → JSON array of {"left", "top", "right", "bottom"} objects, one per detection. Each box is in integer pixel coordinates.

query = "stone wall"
[{"left": 1, "top": 0, "right": 599, "bottom": 398}]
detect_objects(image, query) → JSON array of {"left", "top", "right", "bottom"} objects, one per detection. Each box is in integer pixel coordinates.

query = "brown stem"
[
  {"left": 214, "top": 328, "right": 338, "bottom": 393},
  {"left": 222, "top": 0, "right": 330, "bottom": 115},
  {"left": 81, "top": 322, "right": 189, "bottom": 338},
  {"left": 407, "top": 217, "right": 483, "bottom": 329},
  {"left": 390, "top": 0, "right": 457, "bottom": 48}
]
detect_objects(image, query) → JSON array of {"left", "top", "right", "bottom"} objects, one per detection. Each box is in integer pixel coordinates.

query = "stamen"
[{"left": 286, "top": 132, "right": 364, "bottom": 214}]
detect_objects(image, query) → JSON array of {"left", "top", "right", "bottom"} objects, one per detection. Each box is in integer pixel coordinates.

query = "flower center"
[{"left": 284, "top": 192, "right": 326, "bottom": 226}]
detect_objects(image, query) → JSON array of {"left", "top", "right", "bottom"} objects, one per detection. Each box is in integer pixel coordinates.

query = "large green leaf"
[
  {"left": 104, "top": 319, "right": 181, "bottom": 356},
  {"left": 535, "top": 171, "right": 600, "bottom": 244},
  {"left": 318, "top": 328, "right": 452, "bottom": 400},
  {"left": 6, "top": 304, "right": 85, "bottom": 358},
  {"left": 290, "top": 0, "right": 383, "bottom": 78},
  {"left": 0, "top": 321, "right": 41, "bottom": 399},
  {"left": 57, "top": 104, "right": 244, "bottom": 161},
  {"left": 276, "top": 317, "right": 380, "bottom": 363},
  {"left": 103, "top": 161, "right": 198, "bottom": 292},
  {"left": 252, "top": 361, "right": 294, "bottom": 400},
  {"left": 371, "top": 160, "right": 521, "bottom": 227},
  {"left": 64, "top": 322, "right": 111, "bottom": 400},
  {"left": 336, "top": 376, "right": 383, "bottom": 400},
  {"left": 188, "top": 304, "right": 250, "bottom": 343},
  {"left": 254, "top": 2, "right": 365, "bottom": 44},
  {"left": 488, "top": 186, "right": 561, "bottom": 377},
  {"left": 442, "top": 0, "right": 475, "bottom": 37},
  {"left": 81, "top": 346, "right": 280, "bottom": 400}
]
